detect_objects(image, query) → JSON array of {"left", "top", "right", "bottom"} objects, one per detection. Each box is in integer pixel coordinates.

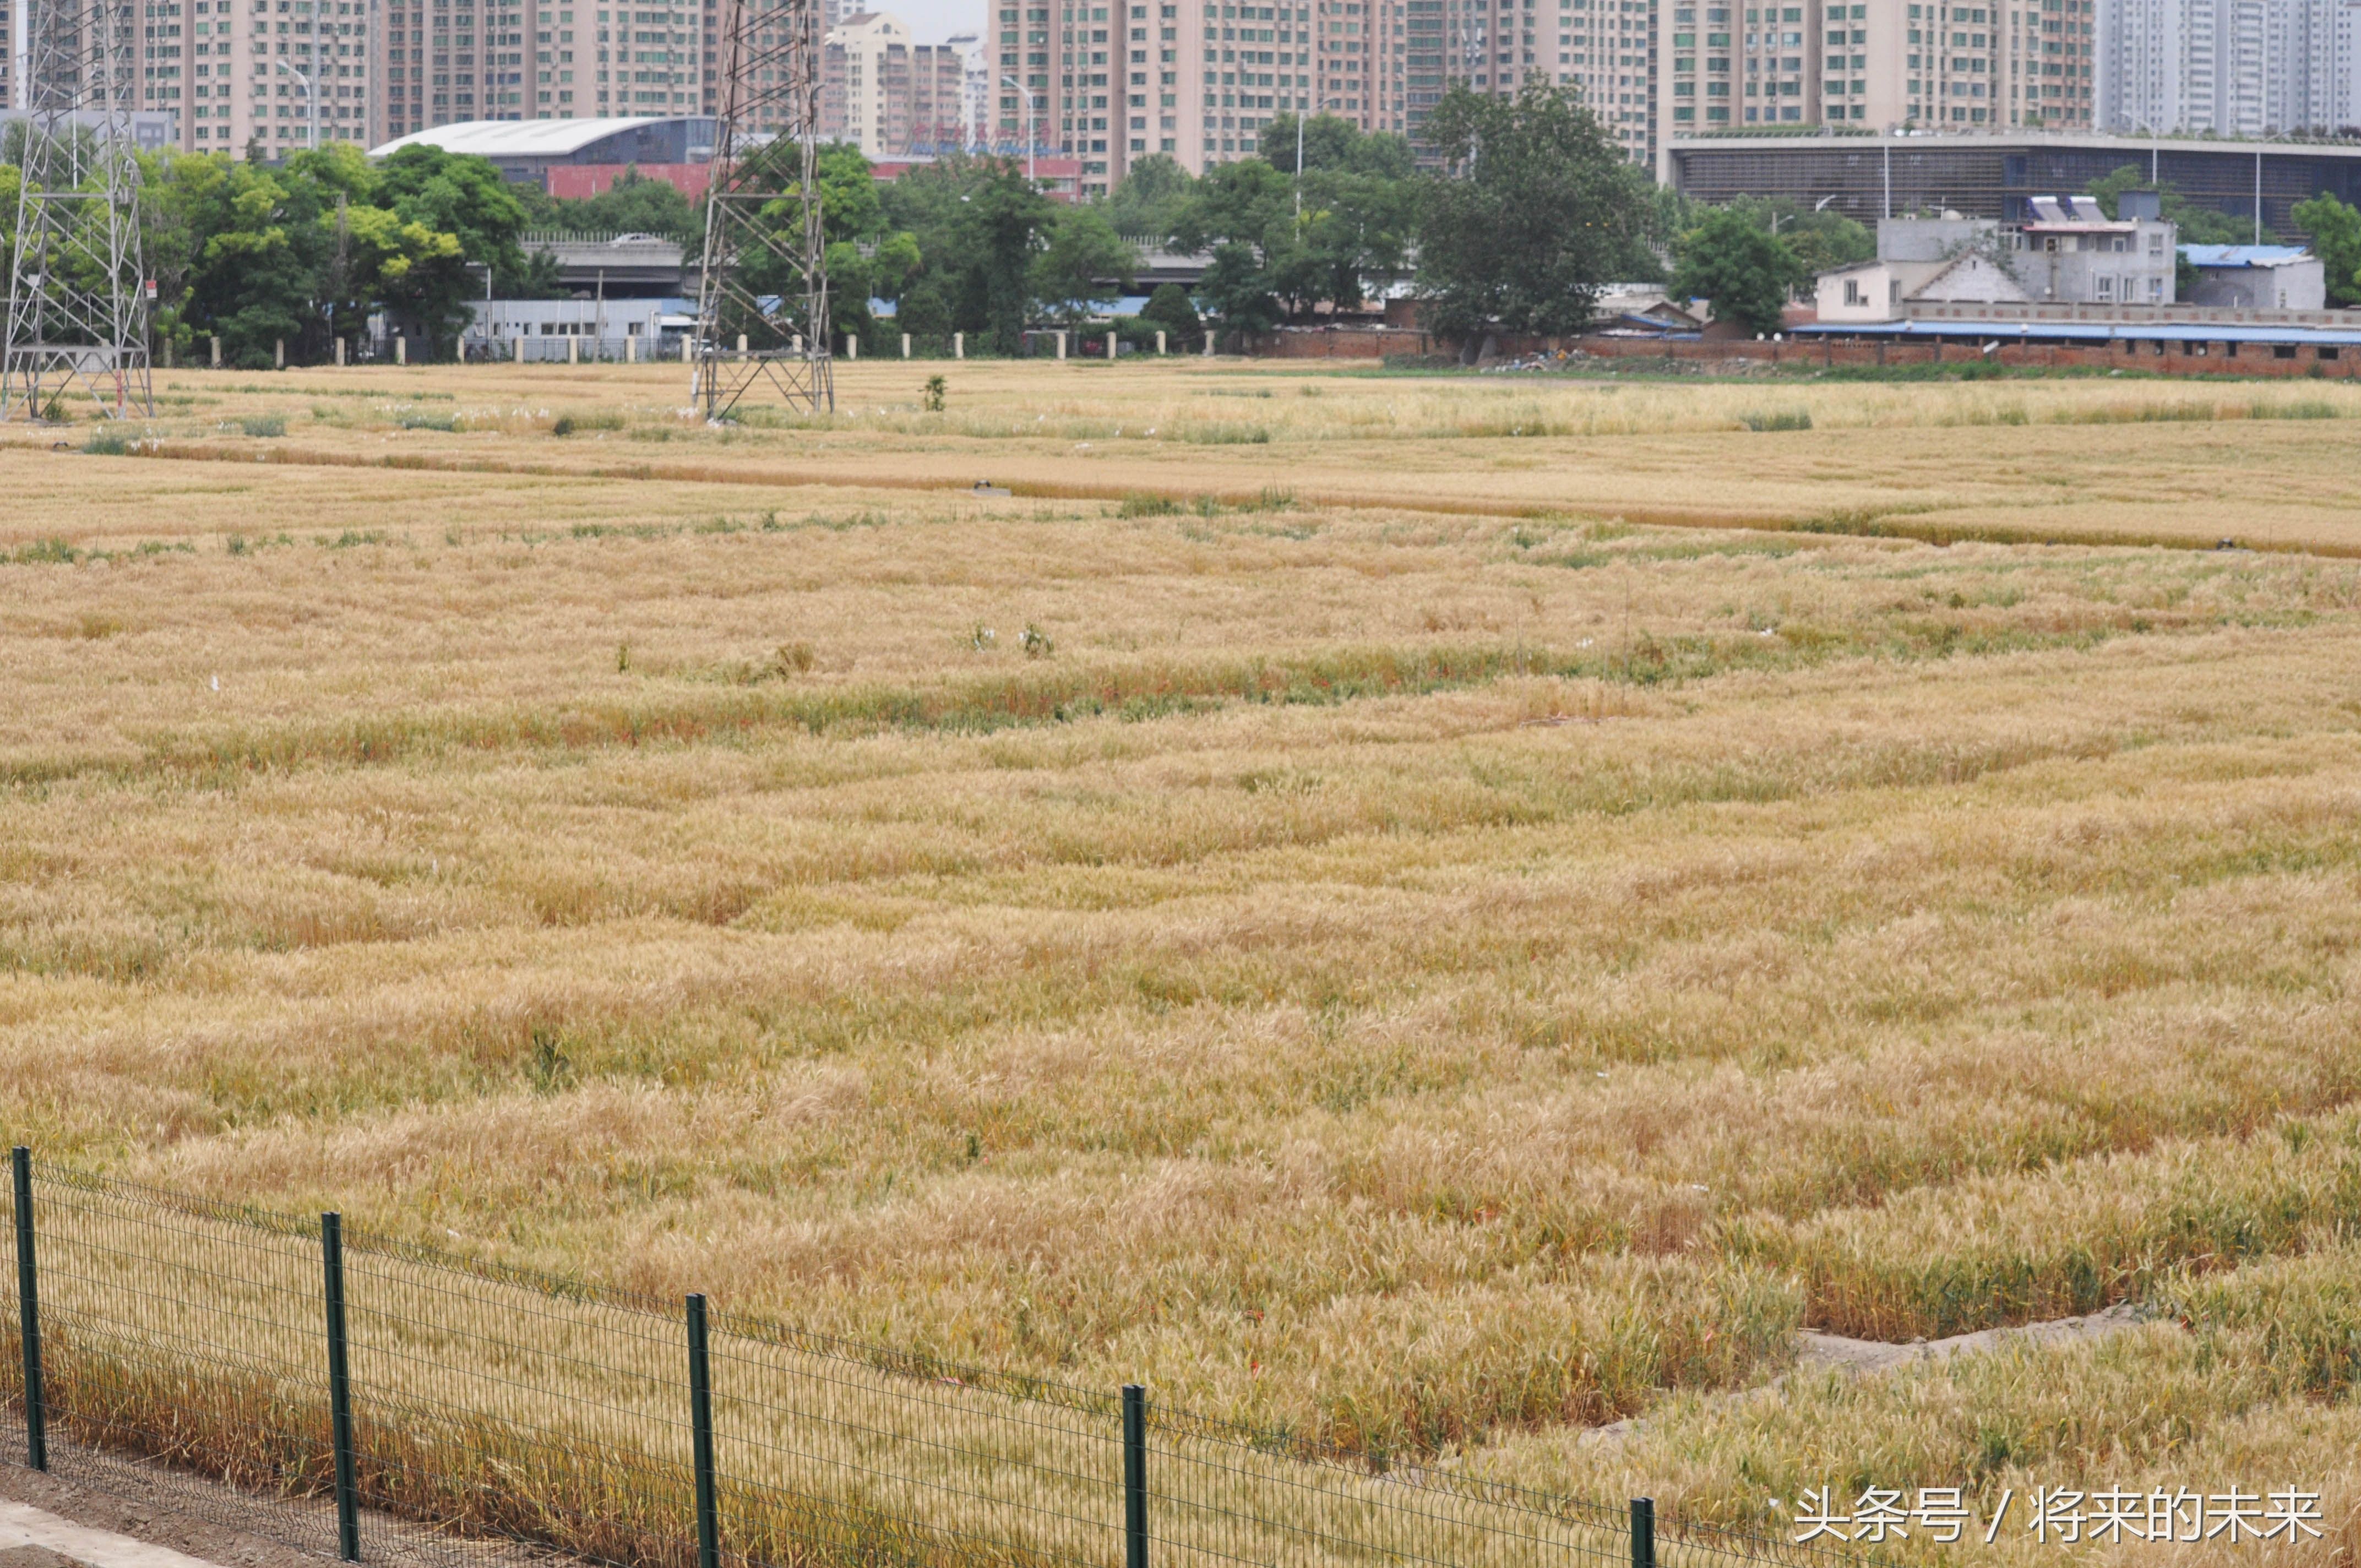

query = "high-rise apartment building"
[
  {"left": 991, "top": 0, "right": 1671, "bottom": 189},
  {"left": 823, "top": 9, "right": 965, "bottom": 151},
  {"left": 375, "top": 0, "right": 710, "bottom": 143},
  {"left": 945, "top": 26, "right": 989, "bottom": 144},
  {"left": 2098, "top": 0, "right": 2361, "bottom": 134},
  {"left": 134, "top": 0, "right": 376, "bottom": 154},
  {"left": 1408, "top": 0, "right": 1655, "bottom": 159},
  {"left": 996, "top": 0, "right": 1328, "bottom": 193},
  {"left": 1657, "top": 0, "right": 2087, "bottom": 164}
]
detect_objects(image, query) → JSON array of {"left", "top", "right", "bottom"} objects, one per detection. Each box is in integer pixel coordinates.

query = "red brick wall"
[
  {"left": 1571, "top": 334, "right": 2361, "bottom": 378},
  {"left": 546, "top": 164, "right": 713, "bottom": 202},
  {"left": 1239, "top": 324, "right": 2361, "bottom": 378}
]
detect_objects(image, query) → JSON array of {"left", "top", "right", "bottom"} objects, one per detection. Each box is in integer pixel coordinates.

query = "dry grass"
[{"left": 6, "top": 361, "right": 2361, "bottom": 1562}]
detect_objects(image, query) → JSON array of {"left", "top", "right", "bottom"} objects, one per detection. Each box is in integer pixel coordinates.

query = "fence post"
[
  {"left": 1122, "top": 1385, "right": 1147, "bottom": 1568},
  {"left": 688, "top": 1294, "right": 720, "bottom": 1568},
  {"left": 11, "top": 1147, "right": 44, "bottom": 1473},
  {"left": 322, "top": 1213, "right": 361, "bottom": 1562},
  {"left": 1630, "top": 1498, "right": 1655, "bottom": 1568}
]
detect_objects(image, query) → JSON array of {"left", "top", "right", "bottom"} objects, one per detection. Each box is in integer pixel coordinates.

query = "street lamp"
[
  {"left": 1294, "top": 95, "right": 1332, "bottom": 219},
  {"left": 275, "top": 59, "right": 319, "bottom": 155},
  {"left": 1001, "top": 74, "right": 1037, "bottom": 184}
]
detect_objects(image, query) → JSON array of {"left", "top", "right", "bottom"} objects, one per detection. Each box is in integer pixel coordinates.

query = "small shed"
[{"left": 2180, "top": 246, "right": 2327, "bottom": 311}]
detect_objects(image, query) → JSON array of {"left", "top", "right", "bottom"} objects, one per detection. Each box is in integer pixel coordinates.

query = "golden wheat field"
[{"left": 8, "top": 357, "right": 2361, "bottom": 1564}]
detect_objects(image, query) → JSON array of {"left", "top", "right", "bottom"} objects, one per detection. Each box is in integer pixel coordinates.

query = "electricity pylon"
[
  {"left": 3, "top": 0, "right": 154, "bottom": 421},
  {"left": 693, "top": 0, "right": 833, "bottom": 420}
]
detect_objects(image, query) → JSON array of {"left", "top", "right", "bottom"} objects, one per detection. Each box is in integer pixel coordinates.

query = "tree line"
[{"left": 1, "top": 84, "right": 1882, "bottom": 367}]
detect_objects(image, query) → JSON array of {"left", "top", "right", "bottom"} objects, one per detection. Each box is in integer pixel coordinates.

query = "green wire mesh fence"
[{"left": 1, "top": 1150, "right": 1875, "bottom": 1568}]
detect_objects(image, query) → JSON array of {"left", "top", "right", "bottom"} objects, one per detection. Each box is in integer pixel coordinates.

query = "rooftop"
[
  {"left": 2181, "top": 244, "right": 2316, "bottom": 268},
  {"left": 367, "top": 117, "right": 706, "bottom": 160}
]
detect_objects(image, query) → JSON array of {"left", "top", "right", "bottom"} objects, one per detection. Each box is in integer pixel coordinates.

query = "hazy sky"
[{"left": 871, "top": 0, "right": 987, "bottom": 43}]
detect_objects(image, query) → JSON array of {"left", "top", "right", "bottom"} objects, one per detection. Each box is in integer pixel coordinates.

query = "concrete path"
[{"left": 0, "top": 1501, "right": 224, "bottom": 1568}]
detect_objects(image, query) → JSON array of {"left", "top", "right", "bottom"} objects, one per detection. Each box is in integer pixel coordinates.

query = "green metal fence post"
[
  {"left": 321, "top": 1213, "right": 361, "bottom": 1562},
  {"left": 1122, "top": 1384, "right": 1147, "bottom": 1568},
  {"left": 1631, "top": 1497, "right": 1655, "bottom": 1568},
  {"left": 688, "top": 1294, "right": 720, "bottom": 1568},
  {"left": 11, "top": 1147, "right": 44, "bottom": 1472}
]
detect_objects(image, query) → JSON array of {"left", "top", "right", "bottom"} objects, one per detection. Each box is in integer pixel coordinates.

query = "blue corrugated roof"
[
  {"left": 2179, "top": 244, "right": 2314, "bottom": 268},
  {"left": 1793, "top": 318, "right": 2361, "bottom": 346}
]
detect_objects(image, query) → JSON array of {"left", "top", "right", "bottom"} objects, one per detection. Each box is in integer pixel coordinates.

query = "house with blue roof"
[{"left": 2180, "top": 246, "right": 2327, "bottom": 312}]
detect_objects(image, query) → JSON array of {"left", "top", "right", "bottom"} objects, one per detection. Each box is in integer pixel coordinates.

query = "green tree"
[
  {"left": 1027, "top": 205, "right": 1137, "bottom": 323},
  {"left": 878, "top": 153, "right": 1047, "bottom": 349},
  {"left": 135, "top": 149, "right": 214, "bottom": 361},
  {"left": 1670, "top": 206, "right": 1802, "bottom": 336},
  {"left": 345, "top": 204, "right": 468, "bottom": 343},
  {"left": 2088, "top": 164, "right": 2270, "bottom": 246},
  {"left": 1722, "top": 196, "right": 1873, "bottom": 277},
  {"left": 551, "top": 167, "right": 701, "bottom": 243},
  {"left": 1258, "top": 112, "right": 1419, "bottom": 312},
  {"left": 954, "top": 163, "right": 1060, "bottom": 352},
  {"left": 1173, "top": 157, "right": 1303, "bottom": 331},
  {"left": 369, "top": 144, "right": 529, "bottom": 353},
  {"left": 1105, "top": 153, "right": 1196, "bottom": 244},
  {"left": 373, "top": 144, "right": 528, "bottom": 276},
  {"left": 2292, "top": 193, "right": 2361, "bottom": 306},
  {"left": 1415, "top": 82, "right": 1647, "bottom": 339},
  {"left": 1139, "top": 281, "right": 1200, "bottom": 347},
  {"left": 178, "top": 157, "right": 334, "bottom": 367},
  {"left": 791, "top": 145, "right": 923, "bottom": 339}
]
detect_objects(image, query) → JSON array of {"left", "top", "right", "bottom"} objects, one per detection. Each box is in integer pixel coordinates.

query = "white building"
[
  {"left": 1816, "top": 200, "right": 2178, "bottom": 323},
  {"left": 823, "top": 12, "right": 967, "bottom": 156},
  {"left": 946, "top": 29, "right": 991, "bottom": 150},
  {"left": 2182, "top": 242, "right": 2328, "bottom": 306}
]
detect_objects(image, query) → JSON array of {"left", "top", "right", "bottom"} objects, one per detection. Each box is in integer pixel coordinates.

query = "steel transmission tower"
[
  {"left": 3, "top": 0, "right": 154, "bottom": 421},
  {"left": 693, "top": 0, "right": 833, "bottom": 419}
]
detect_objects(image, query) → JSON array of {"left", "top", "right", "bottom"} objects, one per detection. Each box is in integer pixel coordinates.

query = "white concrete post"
[
  {"left": 848, "top": 334, "right": 859, "bottom": 360},
  {"left": 1203, "top": 330, "right": 1215, "bottom": 357},
  {"left": 274, "top": 338, "right": 285, "bottom": 368},
  {"left": 792, "top": 333, "right": 803, "bottom": 353},
  {"left": 210, "top": 335, "right": 222, "bottom": 368},
  {"left": 737, "top": 333, "right": 749, "bottom": 360},
  {"left": 1056, "top": 330, "right": 1067, "bottom": 360},
  {"left": 627, "top": 333, "right": 638, "bottom": 364},
  {"left": 396, "top": 335, "right": 407, "bottom": 366},
  {"left": 1156, "top": 330, "right": 1166, "bottom": 356},
  {"left": 1107, "top": 330, "right": 1118, "bottom": 361},
  {"left": 901, "top": 333, "right": 911, "bottom": 358},
  {"left": 568, "top": 334, "right": 579, "bottom": 364},
  {"left": 335, "top": 337, "right": 346, "bottom": 367},
  {"left": 954, "top": 331, "right": 964, "bottom": 359}
]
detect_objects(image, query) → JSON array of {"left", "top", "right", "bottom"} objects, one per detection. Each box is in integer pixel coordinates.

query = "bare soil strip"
[{"left": 1584, "top": 1307, "right": 2148, "bottom": 1445}]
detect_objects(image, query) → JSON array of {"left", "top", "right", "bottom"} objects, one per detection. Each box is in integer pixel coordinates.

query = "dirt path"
[
  {"left": 0, "top": 1441, "right": 548, "bottom": 1568},
  {"left": 1585, "top": 1305, "right": 2148, "bottom": 1444}
]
